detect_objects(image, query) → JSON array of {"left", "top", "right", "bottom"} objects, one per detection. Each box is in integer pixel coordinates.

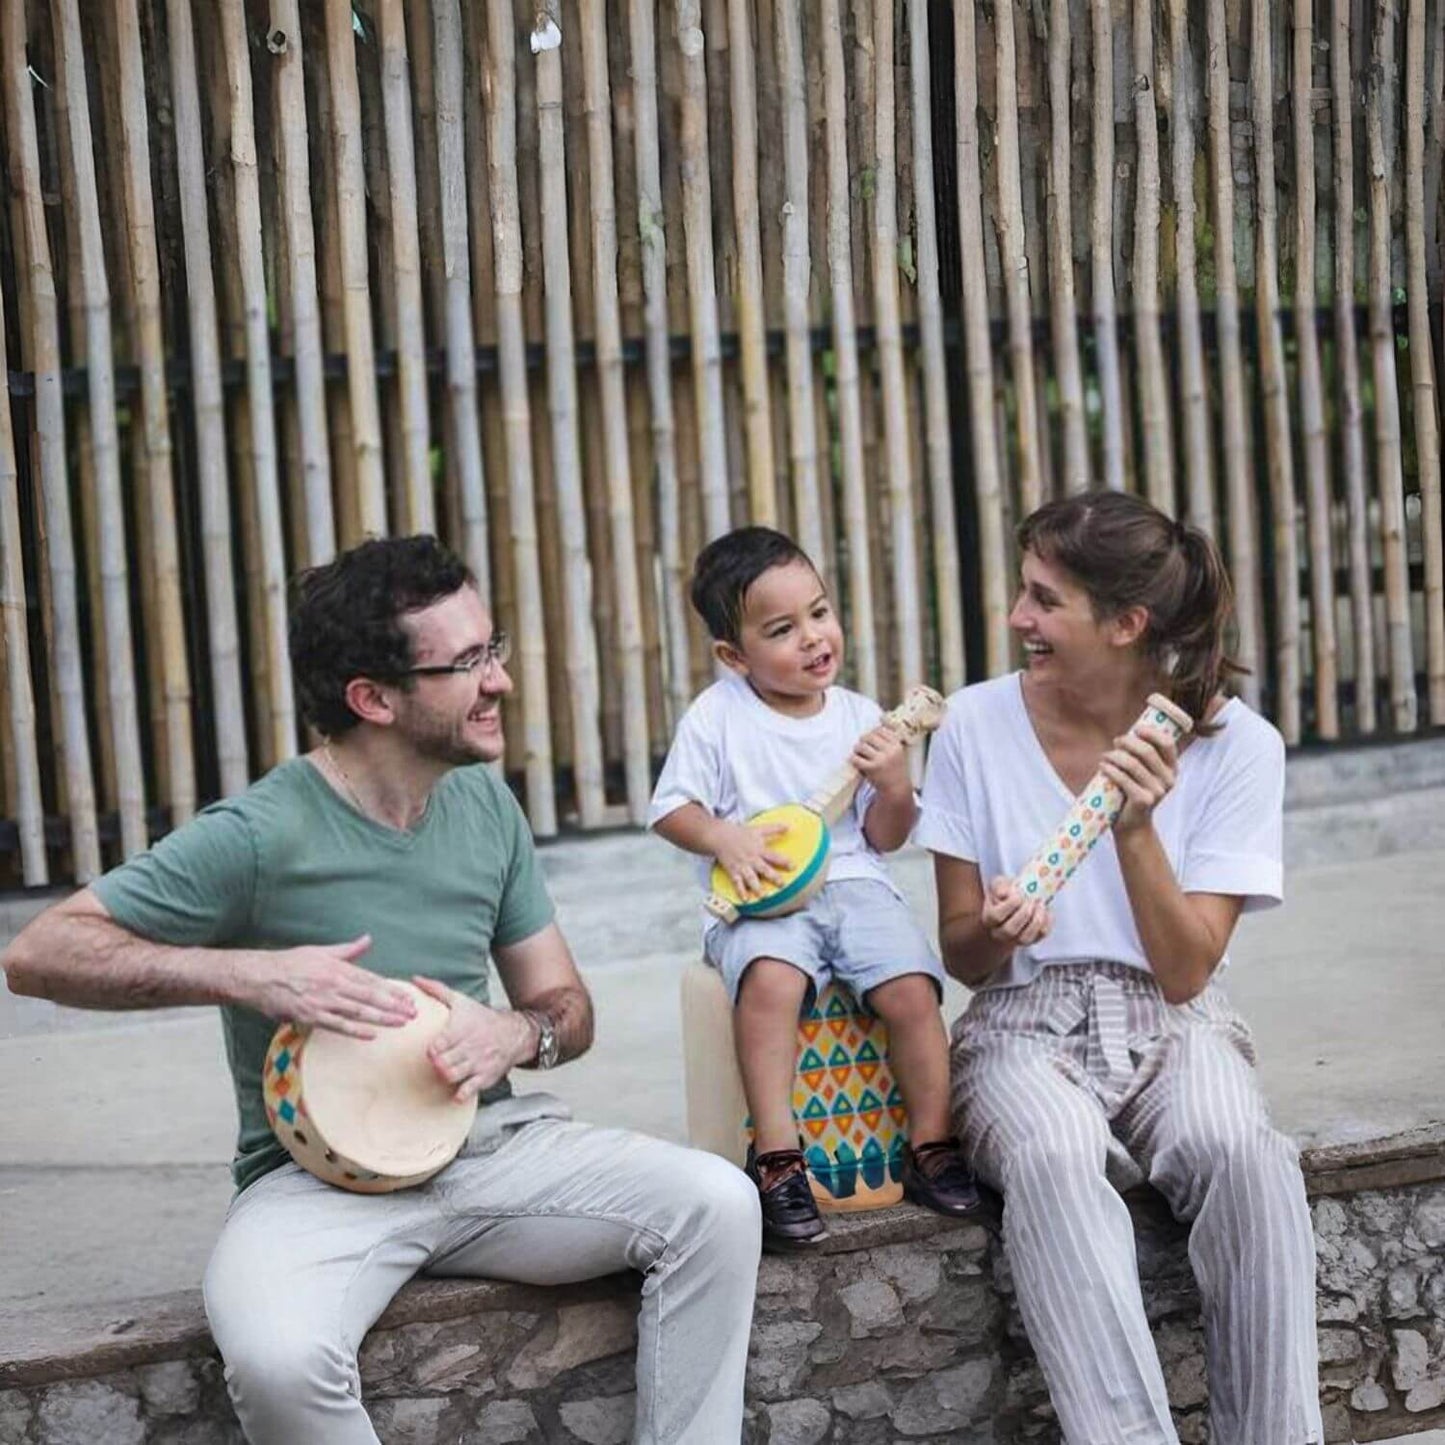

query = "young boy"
[{"left": 650, "top": 527, "right": 992, "bottom": 1250}]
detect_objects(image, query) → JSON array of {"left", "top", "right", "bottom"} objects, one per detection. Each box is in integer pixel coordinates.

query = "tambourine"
[{"left": 261, "top": 980, "right": 477, "bottom": 1193}]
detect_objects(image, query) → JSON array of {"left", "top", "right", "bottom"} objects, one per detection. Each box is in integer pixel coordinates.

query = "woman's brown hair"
[{"left": 1016, "top": 493, "right": 1246, "bottom": 734}]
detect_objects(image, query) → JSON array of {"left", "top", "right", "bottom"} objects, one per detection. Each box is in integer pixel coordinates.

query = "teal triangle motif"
[
  {"left": 856, "top": 1088, "right": 884, "bottom": 1112},
  {"left": 827, "top": 1044, "right": 851, "bottom": 1067},
  {"left": 855, "top": 1040, "right": 881, "bottom": 1064},
  {"left": 801, "top": 1097, "right": 828, "bottom": 1120},
  {"left": 824, "top": 993, "right": 850, "bottom": 1019},
  {"left": 830, "top": 1094, "right": 856, "bottom": 1118},
  {"left": 799, "top": 1047, "right": 825, "bottom": 1071}
]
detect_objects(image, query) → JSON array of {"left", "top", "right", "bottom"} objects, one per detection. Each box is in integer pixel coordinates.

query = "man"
[{"left": 3, "top": 535, "right": 761, "bottom": 1444}]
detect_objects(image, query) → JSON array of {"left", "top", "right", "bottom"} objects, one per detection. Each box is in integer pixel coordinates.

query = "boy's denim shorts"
[{"left": 703, "top": 877, "right": 944, "bottom": 1005}]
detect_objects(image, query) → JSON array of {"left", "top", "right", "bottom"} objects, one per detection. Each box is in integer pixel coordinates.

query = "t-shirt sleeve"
[
  {"left": 492, "top": 785, "right": 558, "bottom": 947},
  {"left": 1178, "top": 720, "right": 1285, "bottom": 909},
  {"left": 91, "top": 802, "right": 259, "bottom": 944},
  {"left": 914, "top": 709, "right": 977, "bottom": 861},
  {"left": 647, "top": 698, "right": 721, "bottom": 826}
]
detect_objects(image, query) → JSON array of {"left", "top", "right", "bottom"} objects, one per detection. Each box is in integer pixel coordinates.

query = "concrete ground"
[{"left": 2, "top": 814, "right": 1441, "bottom": 1315}]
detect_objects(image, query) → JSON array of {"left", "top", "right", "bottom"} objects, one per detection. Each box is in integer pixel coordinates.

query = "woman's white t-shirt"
[
  {"left": 915, "top": 673, "right": 1284, "bottom": 989},
  {"left": 647, "top": 672, "right": 896, "bottom": 902}
]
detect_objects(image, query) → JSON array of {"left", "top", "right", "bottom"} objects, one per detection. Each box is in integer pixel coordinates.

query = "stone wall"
[{"left": 2, "top": 1131, "right": 1443, "bottom": 1444}]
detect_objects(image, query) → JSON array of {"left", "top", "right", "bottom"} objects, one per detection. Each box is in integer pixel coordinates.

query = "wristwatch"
[{"left": 526, "top": 1009, "right": 560, "bottom": 1070}]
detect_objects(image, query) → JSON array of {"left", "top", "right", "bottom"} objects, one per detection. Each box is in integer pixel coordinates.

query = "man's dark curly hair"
[{"left": 289, "top": 535, "right": 475, "bottom": 736}]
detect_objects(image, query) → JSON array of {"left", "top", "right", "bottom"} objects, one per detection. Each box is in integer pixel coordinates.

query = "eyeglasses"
[{"left": 402, "top": 630, "right": 512, "bottom": 679}]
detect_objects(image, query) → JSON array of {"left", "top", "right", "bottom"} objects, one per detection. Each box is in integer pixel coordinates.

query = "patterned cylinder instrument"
[
  {"left": 1015, "top": 692, "right": 1193, "bottom": 904},
  {"left": 261, "top": 980, "right": 477, "bottom": 1193}
]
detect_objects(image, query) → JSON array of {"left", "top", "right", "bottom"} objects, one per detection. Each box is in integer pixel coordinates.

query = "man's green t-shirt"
[{"left": 92, "top": 759, "right": 555, "bottom": 1192}]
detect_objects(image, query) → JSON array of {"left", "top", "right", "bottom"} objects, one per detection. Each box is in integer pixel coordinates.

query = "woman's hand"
[
  {"left": 980, "top": 877, "right": 1052, "bottom": 947},
  {"left": 711, "top": 819, "right": 793, "bottom": 900},
  {"left": 1100, "top": 724, "right": 1179, "bottom": 835}
]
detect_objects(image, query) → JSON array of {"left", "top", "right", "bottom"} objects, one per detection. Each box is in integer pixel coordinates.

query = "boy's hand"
[
  {"left": 851, "top": 724, "right": 911, "bottom": 797},
  {"left": 981, "top": 876, "right": 1051, "bottom": 947},
  {"left": 712, "top": 820, "right": 793, "bottom": 900}
]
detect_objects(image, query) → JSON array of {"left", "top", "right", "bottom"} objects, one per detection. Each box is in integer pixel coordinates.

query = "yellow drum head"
[{"left": 707, "top": 803, "right": 830, "bottom": 919}]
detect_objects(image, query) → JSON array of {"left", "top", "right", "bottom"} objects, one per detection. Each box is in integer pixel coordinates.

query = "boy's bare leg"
[
  {"left": 868, "top": 973, "right": 998, "bottom": 1223},
  {"left": 733, "top": 957, "right": 811, "bottom": 1155},
  {"left": 866, "top": 974, "right": 952, "bottom": 1142}
]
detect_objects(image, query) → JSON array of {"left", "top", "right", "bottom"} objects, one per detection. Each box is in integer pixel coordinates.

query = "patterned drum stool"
[{"left": 680, "top": 961, "right": 905, "bottom": 1212}]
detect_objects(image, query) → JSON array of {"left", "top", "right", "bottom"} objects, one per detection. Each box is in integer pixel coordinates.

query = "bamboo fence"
[{"left": 0, "top": 0, "right": 1441, "bottom": 887}]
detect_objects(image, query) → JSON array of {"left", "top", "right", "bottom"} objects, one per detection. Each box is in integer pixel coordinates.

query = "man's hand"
[
  {"left": 980, "top": 877, "right": 1052, "bottom": 948},
  {"left": 851, "top": 723, "right": 911, "bottom": 797},
  {"left": 711, "top": 819, "right": 793, "bottom": 900},
  {"left": 412, "top": 975, "right": 536, "bottom": 1102},
  {"left": 245, "top": 935, "right": 418, "bottom": 1038}
]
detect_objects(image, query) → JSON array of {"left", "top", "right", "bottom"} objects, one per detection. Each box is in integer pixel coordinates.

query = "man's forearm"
[
  {"left": 516, "top": 983, "right": 594, "bottom": 1066},
  {"left": 2, "top": 899, "right": 243, "bottom": 1011}
]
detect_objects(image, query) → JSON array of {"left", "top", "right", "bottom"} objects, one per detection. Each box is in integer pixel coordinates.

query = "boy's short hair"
[{"left": 689, "top": 526, "right": 815, "bottom": 644}]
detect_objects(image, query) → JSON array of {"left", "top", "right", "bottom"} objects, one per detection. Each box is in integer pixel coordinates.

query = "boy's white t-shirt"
[
  {"left": 915, "top": 673, "right": 1285, "bottom": 990},
  {"left": 647, "top": 672, "right": 898, "bottom": 907}
]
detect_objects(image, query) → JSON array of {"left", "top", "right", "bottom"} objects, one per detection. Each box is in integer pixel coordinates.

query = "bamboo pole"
[
  {"left": 1407, "top": 0, "right": 1445, "bottom": 721},
  {"left": 1330, "top": 0, "right": 1376, "bottom": 733},
  {"left": 819, "top": 0, "right": 878, "bottom": 698},
  {"left": 406, "top": 0, "right": 447, "bottom": 338},
  {"left": 1090, "top": 0, "right": 1125, "bottom": 491},
  {"left": 580, "top": 0, "right": 650, "bottom": 823},
  {"left": 379, "top": 0, "right": 434, "bottom": 534},
  {"left": 907, "top": 0, "right": 964, "bottom": 690},
  {"left": 676, "top": 0, "right": 731, "bottom": 539},
  {"left": 116, "top": 0, "right": 197, "bottom": 824},
  {"left": 325, "top": 0, "right": 386, "bottom": 533},
  {"left": 433, "top": 0, "right": 490, "bottom": 597},
  {"left": 1132, "top": 0, "right": 1174, "bottom": 514},
  {"left": 1251, "top": 0, "right": 1302, "bottom": 742},
  {"left": 627, "top": 0, "right": 689, "bottom": 734},
  {"left": 774, "top": 0, "right": 825, "bottom": 570},
  {"left": 1169, "top": 0, "right": 1214, "bottom": 534},
  {"left": 727, "top": 0, "right": 776, "bottom": 524},
  {"left": 484, "top": 0, "right": 554, "bottom": 834},
  {"left": 220, "top": 0, "right": 297, "bottom": 763},
  {"left": 1365, "top": 0, "right": 1416, "bottom": 731},
  {"left": 1045, "top": 0, "right": 1087, "bottom": 494},
  {"left": 533, "top": 0, "right": 606, "bottom": 827},
  {"left": 955, "top": 0, "right": 1009, "bottom": 672},
  {"left": 1205, "top": 0, "right": 1262, "bottom": 706},
  {"left": 993, "top": 0, "right": 1042, "bottom": 515},
  {"left": 164, "top": 0, "right": 248, "bottom": 794},
  {"left": 0, "top": 243, "right": 45, "bottom": 882},
  {"left": 269, "top": 0, "right": 334, "bottom": 565},
  {"left": 53, "top": 0, "right": 148, "bottom": 856},
  {"left": 1292, "top": 0, "right": 1340, "bottom": 737},
  {"left": 872, "top": 0, "right": 923, "bottom": 697},
  {"left": 1428, "top": 0, "right": 1444, "bottom": 291}
]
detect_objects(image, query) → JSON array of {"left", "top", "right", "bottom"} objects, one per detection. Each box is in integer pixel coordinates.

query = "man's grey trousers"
[{"left": 204, "top": 1095, "right": 761, "bottom": 1443}]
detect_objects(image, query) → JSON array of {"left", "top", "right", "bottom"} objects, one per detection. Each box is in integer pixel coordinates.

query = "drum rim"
[{"left": 711, "top": 805, "right": 831, "bottom": 916}]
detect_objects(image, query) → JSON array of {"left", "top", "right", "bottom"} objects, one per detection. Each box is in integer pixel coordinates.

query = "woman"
[{"left": 917, "top": 493, "right": 1321, "bottom": 1445}]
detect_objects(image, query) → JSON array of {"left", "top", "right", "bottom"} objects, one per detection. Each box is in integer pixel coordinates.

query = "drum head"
[
  {"left": 301, "top": 982, "right": 476, "bottom": 1178},
  {"left": 708, "top": 804, "right": 829, "bottom": 916}
]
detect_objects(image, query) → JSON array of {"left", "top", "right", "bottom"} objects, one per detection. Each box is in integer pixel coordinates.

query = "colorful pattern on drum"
[
  {"left": 749, "top": 982, "right": 905, "bottom": 1211},
  {"left": 262, "top": 1023, "right": 389, "bottom": 1190},
  {"left": 1014, "top": 695, "right": 1192, "bottom": 906}
]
